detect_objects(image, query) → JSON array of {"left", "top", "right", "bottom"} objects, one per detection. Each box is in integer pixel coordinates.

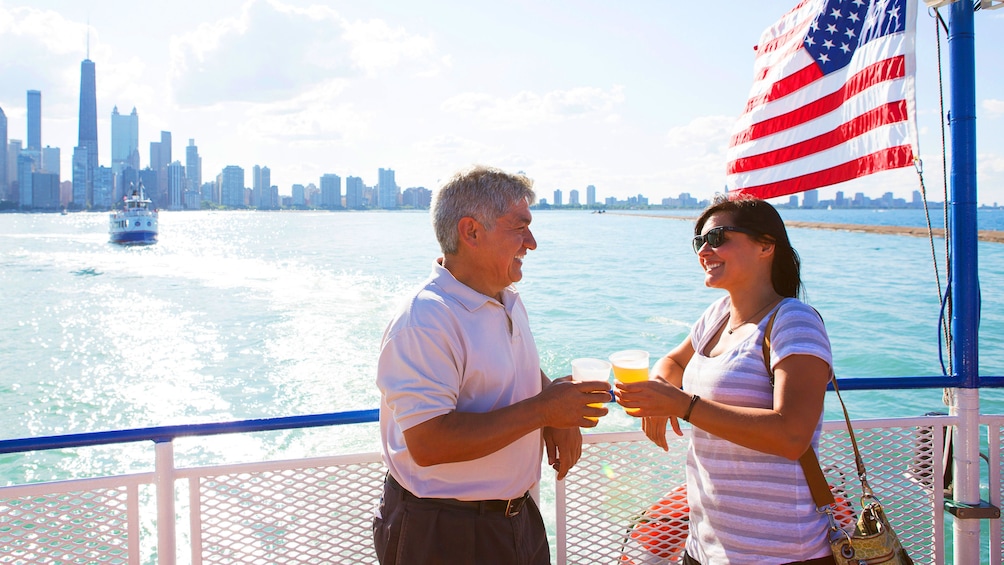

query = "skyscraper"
[
  {"left": 111, "top": 106, "right": 140, "bottom": 173},
  {"left": 320, "top": 174, "right": 342, "bottom": 208},
  {"left": 185, "top": 139, "right": 201, "bottom": 195},
  {"left": 252, "top": 164, "right": 270, "bottom": 208},
  {"left": 346, "top": 176, "right": 364, "bottom": 209},
  {"left": 0, "top": 105, "right": 7, "bottom": 200},
  {"left": 586, "top": 185, "right": 596, "bottom": 206},
  {"left": 221, "top": 165, "right": 244, "bottom": 208},
  {"left": 167, "top": 161, "right": 185, "bottom": 210},
  {"left": 378, "top": 168, "right": 398, "bottom": 210},
  {"left": 26, "top": 90, "right": 41, "bottom": 151},
  {"left": 149, "top": 131, "right": 172, "bottom": 205},
  {"left": 74, "top": 58, "right": 99, "bottom": 207}
]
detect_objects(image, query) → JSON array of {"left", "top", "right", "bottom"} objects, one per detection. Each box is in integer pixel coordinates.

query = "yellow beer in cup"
[{"left": 609, "top": 350, "right": 650, "bottom": 414}]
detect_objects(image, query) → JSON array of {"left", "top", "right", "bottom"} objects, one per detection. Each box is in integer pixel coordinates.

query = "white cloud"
[
  {"left": 342, "top": 18, "right": 440, "bottom": 77},
  {"left": 441, "top": 85, "right": 625, "bottom": 129},
  {"left": 983, "top": 99, "right": 1004, "bottom": 119},
  {"left": 168, "top": 0, "right": 441, "bottom": 107},
  {"left": 665, "top": 115, "right": 734, "bottom": 154},
  {"left": 0, "top": 6, "right": 99, "bottom": 104}
]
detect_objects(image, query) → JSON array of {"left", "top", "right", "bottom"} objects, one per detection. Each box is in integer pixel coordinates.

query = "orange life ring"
[{"left": 626, "top": 484, "right": 689, "bottom": 560}]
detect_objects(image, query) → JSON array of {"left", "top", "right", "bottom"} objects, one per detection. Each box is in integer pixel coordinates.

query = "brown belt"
[{"left": 386, "top": 474, "right": 530, "bottom": 517}]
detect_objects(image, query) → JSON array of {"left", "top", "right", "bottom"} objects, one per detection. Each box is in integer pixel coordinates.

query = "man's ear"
[{"left": 457, "top": 217, "right": 480, "bottom": 249}]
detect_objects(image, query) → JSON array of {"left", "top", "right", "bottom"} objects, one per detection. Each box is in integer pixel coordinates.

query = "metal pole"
[
  {"left": 156, "top": 440, "right": 177, "bottom": 565},
  {"left": 947, "top": 1, "right": 981, "bottom": 563}
]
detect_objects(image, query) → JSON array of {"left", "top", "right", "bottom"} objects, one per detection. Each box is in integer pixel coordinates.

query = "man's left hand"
[{"left": 543, "top": 426, "right": 582, "bottom": 480}]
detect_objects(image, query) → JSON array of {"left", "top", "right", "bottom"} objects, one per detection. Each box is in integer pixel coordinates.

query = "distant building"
[
  {"left": 8, "top": 140, "right": 22, "bottom": 196},
  {"left": 139, "top": 168, "right": 160, "bottom": 207},
  {"left": 111, "top": 106, "right": 140, "bottom": 174},
  {"left": 802, "top": 189, "right": 819, "bottom": 208},
  {"left": 292, "top": 183, "right": 305, "bottom": 207},
  {"left": 75, "top": 59, "right": 99, "bottom": 208},
  {"left": 149, "top": 131, "right": 172, "bottom": 205},
  {"left": 221, "top": 165, "right": 245, "bottom": 208},
  {"left": 93, "top": 166, "right": 114, "bottom": 208},
  {"left": 31, "top": 172, "right": 60, "bottom": 210},
  {"left": 586, "top": 185, "right": 596, "bottom": 206},
  {"left": 569, "top": 189, "right": 580, "bottom": 206},
  {"left": 402, "top": 186, "right": 431, "bottom": 208},
  {"left": 17, "top": 153, "right": 35, "bottom": 208},
  {"left": 200, "top": 181, "right": 216, "bottom": 205},
  {"left": 553, "top": 189, "right": 562, "bottom": 207},
  {"left": 71, "top": 147, "right": 89, "bottom": 207},
  {"left": 321, "top": 173, "right": 342, "bottom": 208},
  {"left": 26, "top": 90, "right": 41, "bottom": 151},
  {"left": 378, "top": 168, "right": 398, "bottom": 209},
  {"left": 252, "top": 165, "right": 271, "bottom": 208},
  {"left": 186, "top": 139, "right": 201, "bottom": 195},
  {"left": 345, "top": 176, "right": 364, "bottom": 209},
  {"left": 0, "top": 107, "right": 7, "bottom": 200},
  {"left": 167, "top": 161, "right": 185, "bottom": 210},
  {"left": 41, "top": 146, "right": 59, "bottom": 176}
]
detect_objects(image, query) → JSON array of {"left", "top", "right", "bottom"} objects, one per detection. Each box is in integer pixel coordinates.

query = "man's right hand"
[{"left": 538, "top": 379, "right": 611, "bottom": 428}]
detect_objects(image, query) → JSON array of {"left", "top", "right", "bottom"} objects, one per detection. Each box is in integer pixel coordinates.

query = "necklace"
[{"left": 727, "top": 298, "right": 779, "bottom": 334}]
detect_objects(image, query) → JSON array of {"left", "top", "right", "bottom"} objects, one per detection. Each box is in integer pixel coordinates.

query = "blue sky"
[{"left": 1, "top": 0, "right": 1002, "bottom": 204}]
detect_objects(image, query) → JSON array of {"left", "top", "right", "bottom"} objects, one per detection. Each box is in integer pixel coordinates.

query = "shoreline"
[{"left": 618, "top": 213, "right": 1004, "bottom": 244}]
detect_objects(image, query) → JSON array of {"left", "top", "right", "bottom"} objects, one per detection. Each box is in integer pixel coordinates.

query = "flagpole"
[{"left": 946, "top": 0, "right": 981, "bottom": 563}]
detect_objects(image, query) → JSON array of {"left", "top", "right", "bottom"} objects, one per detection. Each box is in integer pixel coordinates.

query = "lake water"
[{"left": 1, "top": 208, "right": 1003, "bottom": 487}]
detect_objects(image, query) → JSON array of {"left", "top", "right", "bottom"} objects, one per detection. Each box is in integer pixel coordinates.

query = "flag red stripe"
[
  {"left": 727, "top": 100, "right": 908, "bottom": 174},
  {"left": 730, "top": 55, "right": 905, "bottom": 147},
  {"left": 729, "top": 145, "right": 915, "bottom": 200},
  {"left": 745, "top": 62, "right": 822, "bottom": 114}
]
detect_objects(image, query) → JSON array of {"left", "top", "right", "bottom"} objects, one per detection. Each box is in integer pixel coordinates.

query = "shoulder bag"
[{"left": 763, "top": 307, "right": 914, "bottom": 565}]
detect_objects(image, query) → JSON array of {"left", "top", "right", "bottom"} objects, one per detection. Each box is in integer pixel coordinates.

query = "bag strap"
[{"left": 762, "top": 306, "right": 872, "bottom": 508}]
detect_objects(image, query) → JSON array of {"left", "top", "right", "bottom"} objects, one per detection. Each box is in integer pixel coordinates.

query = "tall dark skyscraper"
[
  {"left": 73, "top": 58, "right": 98, "bottom": 207},
  {"left": 26, "top": 90, "right": 41, "bottom": 151}
]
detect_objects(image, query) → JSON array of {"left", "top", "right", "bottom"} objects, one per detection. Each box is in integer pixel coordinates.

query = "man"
[{"left": 373, "top": 165, "right": 610, "bottom": 564}]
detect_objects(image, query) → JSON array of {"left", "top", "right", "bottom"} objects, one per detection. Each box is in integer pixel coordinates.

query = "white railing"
[{"left": 0, "top": 413, "right": 991, "bottom": 564}]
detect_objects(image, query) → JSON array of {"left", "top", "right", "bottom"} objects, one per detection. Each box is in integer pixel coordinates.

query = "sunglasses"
[{"left": 692, "top": 226, "right": 759, "bottom": 253}]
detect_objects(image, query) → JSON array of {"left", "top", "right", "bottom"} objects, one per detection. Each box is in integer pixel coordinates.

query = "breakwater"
[{"left": 629, "top": 213, "right": 1004, "bottom": 243}]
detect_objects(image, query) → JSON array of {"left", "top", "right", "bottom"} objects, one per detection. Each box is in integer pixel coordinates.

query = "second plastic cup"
[
  {"left": 571, "top": 358, "right": 612, "bottom": 421},
  {"left": 609, "top": 350, "right": 650, "bottom": 415},
  {"left": 608, "top": 350, "right": 650, "bottom": 383}
]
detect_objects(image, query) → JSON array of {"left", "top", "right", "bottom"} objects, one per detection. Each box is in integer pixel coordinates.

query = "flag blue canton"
[{"left": 803, "top": 0, "right": 907, "bottom": 75}]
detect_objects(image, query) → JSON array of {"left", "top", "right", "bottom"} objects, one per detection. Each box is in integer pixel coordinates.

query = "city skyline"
[{"left": 0, "top": 1, "right": 1002, "bottom": 205}]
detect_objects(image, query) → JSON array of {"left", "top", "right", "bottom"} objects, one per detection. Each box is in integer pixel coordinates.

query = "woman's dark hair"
[{"left": 695, "top": 195, "right": 802, "bottom": 298}]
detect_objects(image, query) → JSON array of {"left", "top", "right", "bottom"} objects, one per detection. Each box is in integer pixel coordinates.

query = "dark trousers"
[
  {"left": 683, "top": 550, "right": 837, "bottom": 565},
  {"left": 372, "top": 475, "right": 550, "bottom": 565}
]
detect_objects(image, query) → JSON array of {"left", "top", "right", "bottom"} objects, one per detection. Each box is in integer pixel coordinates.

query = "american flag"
[{"left": 726, "top": 0, "right": 918, "bottom": 200}]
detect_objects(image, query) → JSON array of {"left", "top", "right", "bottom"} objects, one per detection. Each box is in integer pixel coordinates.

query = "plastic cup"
[
  {"left": 608, "top": 350, "right": 650, "bottom": 383},
  {"left": 571, "top": 358, "right": 612, "bottom": 421},
  {"left": 609, "top": 350, "right": 650, "bottom": 415}
]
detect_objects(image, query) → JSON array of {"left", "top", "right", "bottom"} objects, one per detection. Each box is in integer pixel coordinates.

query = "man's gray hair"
[{"left": 432, "top": 165, "right": 536, "bottom": 255}]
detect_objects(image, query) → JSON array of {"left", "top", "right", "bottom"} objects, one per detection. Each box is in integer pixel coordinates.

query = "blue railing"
[
  {"left": 3, "top": 373, "right": 1003, "bottom": 456},
  {"left": 0, "top": 408, "right": 379, "bottom": 455}
]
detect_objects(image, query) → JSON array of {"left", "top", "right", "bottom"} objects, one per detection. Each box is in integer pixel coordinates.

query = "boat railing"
[{"left": 0, "top": 389, "right": 997, "bottom": 565}]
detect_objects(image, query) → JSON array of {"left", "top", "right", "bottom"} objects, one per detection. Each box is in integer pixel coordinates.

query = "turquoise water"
[{"left": 1, "top": 209, "right": 1003, "bottom": 486}]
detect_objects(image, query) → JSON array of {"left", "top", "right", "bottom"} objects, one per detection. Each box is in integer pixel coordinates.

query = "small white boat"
[{"left": 109, "top": 184, "right": 158, "bottom": 245}]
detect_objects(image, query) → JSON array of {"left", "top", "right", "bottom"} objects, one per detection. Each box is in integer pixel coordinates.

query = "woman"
[{"left": 614, "top": 196, "right": 835, "bottom": 565}]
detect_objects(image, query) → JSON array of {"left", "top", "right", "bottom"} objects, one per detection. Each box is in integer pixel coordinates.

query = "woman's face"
[{"left": 695, "top": 212, "right": 762, "bottom": 290}]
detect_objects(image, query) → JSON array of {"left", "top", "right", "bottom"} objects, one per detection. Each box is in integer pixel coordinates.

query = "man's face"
[{"left": 479, "top": 199, "right": 537, "bottom": 295}]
